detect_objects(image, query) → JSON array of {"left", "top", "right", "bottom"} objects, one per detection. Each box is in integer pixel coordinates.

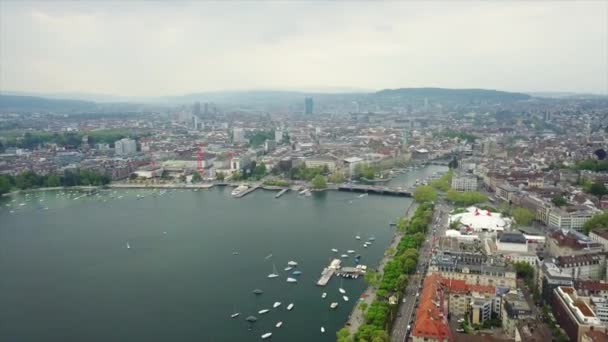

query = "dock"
[
  {"left": 233, "top": 185, "right": 259, "bottom": 198},
  {"left": 316, "top": 259, "right": 342, "bottom": 286},
  {"left": 275, "top": 188, "right": 289, "bottom": 198}
]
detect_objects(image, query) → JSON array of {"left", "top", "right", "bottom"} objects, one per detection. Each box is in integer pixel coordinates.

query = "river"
[{"left": 0, "top": 165, "right": 445, "bottom": 342}]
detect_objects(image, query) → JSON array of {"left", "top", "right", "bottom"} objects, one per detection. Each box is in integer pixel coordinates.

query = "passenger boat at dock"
[{"left": 231, "top": 184, "right": 249, "bottom": 197}]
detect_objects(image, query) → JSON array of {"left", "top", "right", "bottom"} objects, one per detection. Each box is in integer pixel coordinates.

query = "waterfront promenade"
[{"left": 345, "top": 201, "right": 418, "bottom": 334}]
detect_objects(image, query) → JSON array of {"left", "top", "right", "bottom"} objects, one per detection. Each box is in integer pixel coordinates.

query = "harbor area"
[{"left": 316, "top": 259, "right": 367, "bottom": 286}]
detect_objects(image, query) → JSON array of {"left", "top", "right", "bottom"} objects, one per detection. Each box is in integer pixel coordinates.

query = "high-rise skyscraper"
[
  {"left": 193, "top": 102, "right": 201, "bottom": 116},
  {"left": 233, "top": 128, "right": 246, "bottom": 143},
  {"left": 114, "top": 138, "right": 137, "bottom": 156},
  {"left": 305, "top": 97, "right": 313, "bottom": 115}
]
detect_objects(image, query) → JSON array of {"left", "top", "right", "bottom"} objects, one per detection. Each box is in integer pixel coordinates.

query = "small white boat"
[
  {"left": 322, "top": 292, "right": 327, "bottom": 299},
  {"left": 287, "top": 261, "right": 298, "bottom": 266},
  {"left": 330, "top": 302, "right": 339, "bottom": 309},
  {"left": 363, "top": 244, "right": 368, "bottom": 248},
  {"left": 126, "top": 242, "right": 131, "bottom": 249},
  {"left": 339, "top": 288, "right": 346, "bottom": 294},
  {"left": 286, "top": 277, "right": 297, "bottom": 283},
  {"left": 343, "top": 296, "right": 349, "bottom": 302},
  {"left": 331, "top": 248, "right": 338, "bottom": 253},
  {"left": 321, "top": 327, "right": 325, "bottom": 333},
  {"left": 287, "top": 303, "right": 294, "bottom": 311},
  {"left": 230, "top": 313, "right": 240, "bottom": 318},
  {"left": 347, "top": 250, "right": 355, "bottom": 254},
  {"left": 261, "top": 332, "right": 272, "bottom": 339},
  {"left": 258, "top": 309, "right": 270, "bottom": 314},
  {"left": 355, "top": 236, "right": 361, "bottom": 240},
  {"left": 275, "top": 321, "right": 283, "bottom": 328},
  {"left": 284, "top": 266, "right": 293, "bottom": 271},
  {"left": 341, "top": 254, "right": 348, "bottom": 258},
  {"left": 268, "top": 263, "right": 279, "bottom": 278},
  {"left": 273, "top": 302, "right": 281, "bottom": 308}
]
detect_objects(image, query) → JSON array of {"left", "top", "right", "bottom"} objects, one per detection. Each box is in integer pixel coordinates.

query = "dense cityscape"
[{"left": 2, "top": 88, "right": 608, "bottom": 342}]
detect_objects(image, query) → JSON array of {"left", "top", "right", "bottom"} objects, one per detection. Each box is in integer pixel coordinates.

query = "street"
[{"left": 390, "top": 202, "right": 450, "bottom": 342}]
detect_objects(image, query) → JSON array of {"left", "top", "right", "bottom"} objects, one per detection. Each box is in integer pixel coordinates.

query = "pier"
[
  {"left": 233, "top": 185, "right": 260, "bottom": 198},
  {"left": 316, "top": 259, "right": 342, "bottom": 286},
  {"left": 275, "top": 188, "right": 289, "bottom": 198},
  {"left": 338, "top": 184, "right": 411, "bottom": 197}
]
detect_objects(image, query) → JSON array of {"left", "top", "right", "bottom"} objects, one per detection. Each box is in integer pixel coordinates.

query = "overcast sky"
[{"left": 1, "top": 1, "right": 607, "bottom": 96}]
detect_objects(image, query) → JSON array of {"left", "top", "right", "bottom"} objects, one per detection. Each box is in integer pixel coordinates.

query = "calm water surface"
[{"left": 0, "top": 166, "right": 443, "bottom": 342}]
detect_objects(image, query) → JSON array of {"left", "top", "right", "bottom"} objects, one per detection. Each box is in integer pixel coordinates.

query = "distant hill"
[
  {"left": 0, "top": 95, "right": 97, "bottom": 112},
  {"left": 374, "top": 87, "right": 531, "bottom": 103}
]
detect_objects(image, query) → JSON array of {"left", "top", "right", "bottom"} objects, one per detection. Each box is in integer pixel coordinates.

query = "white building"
[
  {"left": 589, "top": 230, "right": 608, "bottom": 251},
  {"left": 233, "top": 128, "right": 247, "bottom": 143},
  {"left": 343, "top": 157, "right": 364, "bottom": 176},
  {"left": 451, "top": 172, "right": 478, "bottom": 192},
  {"left": 114, "top": 138, "right": 137, "bottom": 156},
  {"left": 275, "top": 129, "right": 283, "bottom": 143}
]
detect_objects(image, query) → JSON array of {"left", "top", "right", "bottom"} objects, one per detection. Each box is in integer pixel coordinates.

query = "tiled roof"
[{"left": 412, "top": 273, "right": 451, "bottom": 341}]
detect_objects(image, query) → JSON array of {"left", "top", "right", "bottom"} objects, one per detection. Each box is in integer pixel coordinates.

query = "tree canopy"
[
  {"left": 311, "top": 175, "right": 327, "bottom": 189},
  {"left": 445, "top": 190, "right": 487, "bottom": 206},
  {"left": 584, "top": 211, "right": 608, "bottom": 234},
  {"left": 413, "top": 185, "right": 437, "bottom": 203},
  {"left": 551, "top": 195, "right": 568, "bottom": 207},
  {"left": 512, "top": 207, "right": 535, "bottom": 226}
]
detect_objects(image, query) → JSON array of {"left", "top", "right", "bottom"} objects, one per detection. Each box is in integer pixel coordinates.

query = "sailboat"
[
  {"left": 286, "top": 277, "right": 297, "bottom": 283},
  {"left": 287, "top": 261, "right": 298, "bottom": 267},
  {"left": 321, "top": 327, "right": 326, "bottom": 333},
  {"left": 258, "top": 309, "right": 270, "bottom": 314},
  {"left": 287, "top": 303, "right": 294, "bottom": 310},
  {"left": 275, "top": 321, "right": 283, "bottom": 328},
  {"left": 230, "top": 313, "right": 240, "bottom": 318},
  {"left": 355, "top": 235, "right": 361, "bottom": 240},
  {"left": 273, "top": 302, "right": 281, "bottom": 308},
  {"left": 322, "top": 292, "right": 327, "bottom": 299},
  {"left": 268, "top": 264, "right": 279, "bottom": 279},
  {"left": 284, "top": 266, "right": 293, "bottom": 271},
  {"left": 261, "top": 332, "right": 272, "bottom": 339},
  {"left": 126, "top": 241, "right": 131, "bottom": 249},
  {"left": 343, "top": 295, "right": 349, "bottom": 302},
  {"left": 339, "top": 278, "right": 346, "bottom": 294},
  {"left": 331, "top": 248, "right": 338, "bottom": 253},
  {"left": 330, "top": 302, "right": 339, "bottom": 309}
]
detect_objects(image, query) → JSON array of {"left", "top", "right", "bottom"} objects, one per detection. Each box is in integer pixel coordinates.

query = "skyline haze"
[{"left": 1, "top": 1, "right": 607, "bottom": 96}]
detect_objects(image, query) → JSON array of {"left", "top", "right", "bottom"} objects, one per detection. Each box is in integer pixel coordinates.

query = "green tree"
[
  {"left": 337, "top": 327, "right": 351, "bottom": 342},
  {"left": 0, "top": 175, "right": 12, "bottom": 195},
  {"left": 445, "top": 190, "right": 487, "bottom": 206},
  {"left": 413, "top": 185, "right": 437, "bottom": 203},
  {"left": 191, "top": 172, "right": 202, "bottom": 183},
  {"left": 231, "top": 171, "right": 242, "bottom": 181},
  {"left": 584, "top": 212, "right": 608, "bottom": 234},
  {"left": 311, "top": 175, "right": 327, "bottom": 189},
  {"left": 512, "top": 207, "right": 535, "bottom": 226},
  {"left": 588, "top": 182, "right": 608, "bottom": 200},
  {"left": 359, "top": 302, "right": 369, "bottom": 313},
  {"left": 44, "top": 174, "right": 61, "bottom": 187},
  {"left": 216, "top": 172, "right": 225, "bottom": 181},
  {"left": 551, "top": 195, "right": 568, "bottom": 207},
  {"left": 364, "top": 270, "right": 381, "bottom": 288},
  {"left": 328, "top": 171, "right": 346, "bottom": 184}
]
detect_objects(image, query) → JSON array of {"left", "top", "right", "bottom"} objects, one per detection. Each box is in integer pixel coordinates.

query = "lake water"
[{"left": 0, "top": 165, "right": 444, "bottom": 342}]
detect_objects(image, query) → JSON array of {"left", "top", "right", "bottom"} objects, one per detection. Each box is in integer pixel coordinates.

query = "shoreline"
[{"left": 344, "top": 200, "right": 418, "bottom": 333}]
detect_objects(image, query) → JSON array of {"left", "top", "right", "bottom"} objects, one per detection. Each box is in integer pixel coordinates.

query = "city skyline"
[{"left": 1, "top": 1, "right": 607, "bottom": 96}]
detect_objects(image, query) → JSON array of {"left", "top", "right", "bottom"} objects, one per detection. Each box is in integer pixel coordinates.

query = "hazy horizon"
[{"left": 1, "top": 1, "right": 607, "bottom": 97}]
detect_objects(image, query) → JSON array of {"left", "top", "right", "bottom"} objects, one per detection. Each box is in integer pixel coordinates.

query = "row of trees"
[
  {"left": 576, "top": 159, "right": 608, "bottom": 172},
  {"left": 289, "top": 164, "right": 328, "bottom": 181},
  {"left": 4, "top": 129, "right": 135, "bottom": 149},
  {"left": 344, "top": 202, "right": 434, "bottom": 342},
  {"left": 429, "top": 170, "right": 453, "bottom": 192},
  {"left": 445, "top": 190, "right": 487, "bottom": 206},
  {"left": 0, "top": 170, "right": 110, "bottom": 195}
]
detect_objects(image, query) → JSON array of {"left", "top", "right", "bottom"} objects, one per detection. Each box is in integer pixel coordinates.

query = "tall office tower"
[{"left": 305, "top": 97, "right": 313, "bottom": 115}]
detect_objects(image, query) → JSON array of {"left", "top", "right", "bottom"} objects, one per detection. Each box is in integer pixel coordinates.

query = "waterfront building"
[
  {"left": 304, "top": 157, "right": 336, "bottom": 172},
  {"left": 451, "top": 172, "right": 478, "bottom": 192}
]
